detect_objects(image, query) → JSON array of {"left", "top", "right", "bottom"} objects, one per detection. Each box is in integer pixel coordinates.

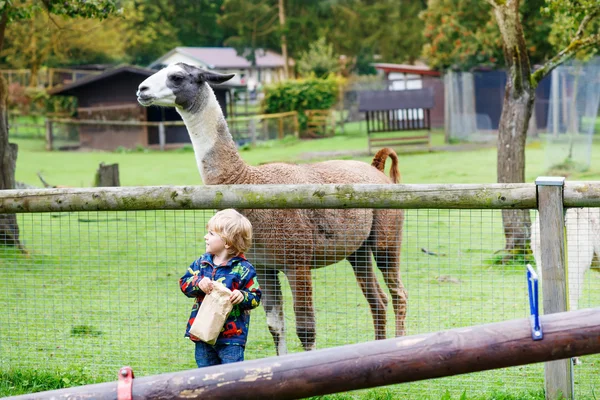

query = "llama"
[
  {"left": 137, "top": 63, "right": 407, "bottom": 355},
  {"left": 531, "top": 207, "right": 600, "bottom": 312}
]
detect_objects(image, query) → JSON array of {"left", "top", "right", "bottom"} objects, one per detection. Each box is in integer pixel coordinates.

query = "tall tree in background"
[
  {"left": 422, "top": 0, "right": 599, "bottom": 259},
  {"left": 0, "top": 0, "right": 118, "bottom": 252},
  {"left": 278, "top": 0, "right": 289, "bottom": 78},
  {"left": 328, "top": 0, "right": 425, "bottom": 68},
  {"left": 3, "top": 12, "right": 126, "bottom": 81},
  {"left": 490, "top": 0, "right": 599, "bottom": 259},
  {"left": 171, "top": 0, "right": 226, "bottom": 47},
  {"left": 219, "top": 0, "right": 280, "bottom": 66},
  {"left": 121, "top": 0, "right": 180, "bottom": 66},
  {"left": 421, "top": 0, "right": 555, "bottom": 70}
]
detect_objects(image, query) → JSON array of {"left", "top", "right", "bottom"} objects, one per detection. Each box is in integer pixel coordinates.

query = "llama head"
[{"left": 136, "top": 63, "right": 235, "bottom": 112}]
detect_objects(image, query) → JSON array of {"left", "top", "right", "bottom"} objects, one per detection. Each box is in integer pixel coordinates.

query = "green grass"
[{"left": 3, "top": 125, "right": 600, "bottom": 399}]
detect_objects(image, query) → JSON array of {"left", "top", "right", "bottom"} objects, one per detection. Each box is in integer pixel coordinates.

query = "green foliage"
[
  {"left": 262, "top": 75, "right": 344, "bottom": 130},
  {"left": 544, "top": 0, "right": 600, "bottom": 57},
  {"left": 420, "top": 0, "right": 504, "bottom": 71},
  {"left": 0, "top": 0, "right": 118, "bottom": 21},
  {"left": 0, "top": 368, "right": 96, "bottom": 397},
  {"left": 298, "top": 37, "right": 340, "bottom": 78},
  {"left": 70, "top": 324, "right": 103, "bottom": 337},
  {"left": 421, "top": 0, "right": 598, "bottom": 71},
  {"left": 7, "top": 83, "right": 76, "bottom": 115},
  {"left": 120, "top": 0, "right": 181, "bottom": 66},
  {"left": 219, "top": 0, "right": 280, "bottom": 66},
  {"left": 328, "top": 0, "right": 426, "bottom": 66}
]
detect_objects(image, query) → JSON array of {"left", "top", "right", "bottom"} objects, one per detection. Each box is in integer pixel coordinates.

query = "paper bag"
[{"left": 189, "top": 281, "right": 233, "bottom": 345}]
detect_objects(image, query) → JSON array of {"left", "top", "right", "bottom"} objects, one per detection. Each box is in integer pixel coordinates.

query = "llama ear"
[{"left": 201, "top": 71, "right": 235, "bottom": 84}]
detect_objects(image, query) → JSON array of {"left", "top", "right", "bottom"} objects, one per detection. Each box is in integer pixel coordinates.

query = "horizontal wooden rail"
[
  {"left": 564, "top": 181, "right": 600, "bottom": 207},
  {"left": 0, "top": 183, "right": 537, "bottom": 213},
  {"left": 8, "top": 307, "right": 600, "bottom": 400},
  {"left": 46, "top": 112, "right": 298, "bottom": 128}
]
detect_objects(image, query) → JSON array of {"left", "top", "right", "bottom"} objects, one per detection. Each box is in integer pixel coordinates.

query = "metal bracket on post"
[
  {"left": 117, "top": 366, "right": 134, "bottom": 400},
  {"left": 527, "top": 264, "right": 543, "bottom": 341}
]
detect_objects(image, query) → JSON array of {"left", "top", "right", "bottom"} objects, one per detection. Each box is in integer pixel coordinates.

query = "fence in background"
[
  {"left": 1, "top": 68, "right": 101, "bottom": 89},
  {"left": 1, "top": 182, "right": 599, "bottom": 399},
  {"left": 17, "top": 111, "right": 299, "bottom": 151}
]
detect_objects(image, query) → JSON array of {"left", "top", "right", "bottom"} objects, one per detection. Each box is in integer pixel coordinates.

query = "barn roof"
[
  {"left": 149, "top": 47, "right": 294, "bottom": 70},
  {"left": 48, "top": 64, "right": 243, "bottom": 96},
  {"left": 373, "top": 63, "right": 441, "bottom": 77}
]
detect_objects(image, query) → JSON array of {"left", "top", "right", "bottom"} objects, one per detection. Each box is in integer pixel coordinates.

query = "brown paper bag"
[{"left": 189, "top": 281, "right": 233, "bottom": 345}]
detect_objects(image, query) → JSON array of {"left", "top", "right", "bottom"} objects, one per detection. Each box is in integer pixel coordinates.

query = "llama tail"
[{"left": 371, "top": 147, "right": 401, "bottom": 183}]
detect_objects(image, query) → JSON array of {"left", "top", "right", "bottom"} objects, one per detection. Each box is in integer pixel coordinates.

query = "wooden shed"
[
  {"left": 48, "top": 64, "right": 242, "bottom": 150},
  {"left": 373, "top": 63, "right": 445, "bottom": 129}
]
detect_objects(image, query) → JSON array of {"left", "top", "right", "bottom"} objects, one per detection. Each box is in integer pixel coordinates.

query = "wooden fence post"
[
  {"left": 45, "top": 119, "right": 53, "bottom": 151},
  {"left": 293, "top": 112, "right": 299, "bottom": 138},
  {"left": 94, "top": 163, "right": 120, "bottom": 187},
  {"left": 536, "top": 176, "right": 573, "bottom": 400},
  {"left": 158, "top": 122, "right": 166, "bottom": 151},
  {"left": 249, "top": 119, "right": 257, "bottom": 146}
]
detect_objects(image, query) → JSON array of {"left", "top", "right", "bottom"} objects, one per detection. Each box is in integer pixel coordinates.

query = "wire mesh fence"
[
  {"left": 1, "top": 192, "right": 598, "bottom": 398},
  {"left": 544, "top": 57, "right": 600, "bottom": 173}
]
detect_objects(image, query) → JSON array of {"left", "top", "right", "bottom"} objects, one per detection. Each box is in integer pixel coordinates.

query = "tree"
[
  {"left": 0, "top": 0, "right": 118, "bottom": 252},
  {"left": 171, "top": 0, "right": 226, "bottom": 47},
  {"left": 2, "top": 11, "right": 126, "bottom": 82},
  {"left": 421, "top": 0, "right": 555, "bottom": 71},
  {"left": 489, "top": 0, "right": 599, "bottom": 260},
  {"left": 297, "top": 37, "right": 340, "bottom": 78},
  {"left": 121, "top": 0, "right": 180, "bottom": 66},
  {"left": 328, "top": 0, "right": 426, "bottom": 67},
  {"left": 423, "top": 0, "right": 599, "bottom": 259},
  {"left": 218, "top": 0, "right": 280, "bottom": 66}
]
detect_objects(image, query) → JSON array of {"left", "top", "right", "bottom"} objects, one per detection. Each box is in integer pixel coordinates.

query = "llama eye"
[{"left": 171, "top": 75, "right": 183, "bottom": 83}]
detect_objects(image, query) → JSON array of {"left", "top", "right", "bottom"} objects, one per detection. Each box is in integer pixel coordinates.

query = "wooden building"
[
  {"left": 48, "top": 64, "right": 242, "bottom": 151},
  {"left": 373, "top": 63, "right": 445, "bottom": 129}
]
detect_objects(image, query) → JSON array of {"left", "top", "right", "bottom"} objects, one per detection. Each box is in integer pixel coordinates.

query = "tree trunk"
[
  {"left": 493, "top": 2, "right": 535, "bottom": 261},
  {"left": 0, "top": 75, "right": 26, "bottom": 253},
  {"left": 278, "top": 0, "right": 289, "bottom": 79}
]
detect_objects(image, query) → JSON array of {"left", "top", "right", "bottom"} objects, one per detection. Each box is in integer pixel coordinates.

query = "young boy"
[{"left": 179, "top": 209, "right": 261, "bottom": 368}]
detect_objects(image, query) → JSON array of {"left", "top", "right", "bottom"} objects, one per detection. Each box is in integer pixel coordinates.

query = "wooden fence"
[
  {"left": 1, "top": 68, "right": 101, "bottom": 88},
  {"left": 44, "top": 111, "right": 299, "bottom": 151},
  {"left": 6, "top": 307, "right": 600, "bottom": 400},
  {"left": 1, "top": 180, "right": 599, "bottom": 399}
]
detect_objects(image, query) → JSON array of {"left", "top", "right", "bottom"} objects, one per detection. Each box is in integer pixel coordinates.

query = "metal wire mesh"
[{"left": 1, "top": 207, "right": 598, "bottom": 398}]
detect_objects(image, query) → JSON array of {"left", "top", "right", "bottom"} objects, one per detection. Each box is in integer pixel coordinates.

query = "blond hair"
[{"left": 207, "top": 209, "right": 253, "bottom": 256}]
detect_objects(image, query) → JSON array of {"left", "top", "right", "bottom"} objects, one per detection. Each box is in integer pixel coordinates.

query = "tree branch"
[
  {"left": 532, "top": 32, "right": 600, "bottom": 86},
  {"left": 485, "top": 0, "right": 505, "bottom": 8},
  {"left": 576, "top": 9, "right": 598, "bottom": 38}
]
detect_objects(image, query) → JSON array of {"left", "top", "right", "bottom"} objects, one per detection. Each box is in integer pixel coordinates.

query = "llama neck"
[{"left": 177, "top": 90, "right": 250, "bottom": 185}]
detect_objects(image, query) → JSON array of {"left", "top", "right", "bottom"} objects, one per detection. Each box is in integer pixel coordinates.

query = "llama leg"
[
  {"left": 374, "top": 247, "right": 407, "bottom": 337},
  {"left": 259, "top": 268, "right": 287, "bottom": 356},
  {"left": 372, "top": 209, "right": 407, "bottom": 337},
  {"left": 348, "top": 244, "right": 389, "bottom": 340},
  {"left": 286, "top": 267, "right": 317, "bottom": 351}
]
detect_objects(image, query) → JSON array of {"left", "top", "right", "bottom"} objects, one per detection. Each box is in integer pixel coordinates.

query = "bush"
[
  {"left": 262, "top": 75, "right": 345, "bottom": 132},
  {"left": 7, "top": 83, "right": 76, "bottom": 117}
]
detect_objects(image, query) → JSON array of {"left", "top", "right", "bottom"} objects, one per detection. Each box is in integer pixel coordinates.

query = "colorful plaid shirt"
[{"left": 179, "top": 253, "right": 261, "bottom": 346}]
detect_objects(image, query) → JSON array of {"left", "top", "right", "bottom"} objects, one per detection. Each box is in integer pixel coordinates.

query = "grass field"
[{"left": 2, "top": 123, "right": 600, "bottom": 399}]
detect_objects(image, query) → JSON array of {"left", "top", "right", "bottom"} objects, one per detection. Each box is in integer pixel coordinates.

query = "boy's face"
[{"left": 204, "top": 229, "right": 227, "bottom": 256}]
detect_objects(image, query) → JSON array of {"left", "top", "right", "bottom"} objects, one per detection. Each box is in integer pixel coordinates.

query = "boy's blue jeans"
[{"left": 194, "top": 341, "right": 245, "bottom": 368}]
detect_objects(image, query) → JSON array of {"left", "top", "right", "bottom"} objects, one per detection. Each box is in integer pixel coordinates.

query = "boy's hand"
[
  {"left": 230, "top": 290, "right": 244, "bottom": 305},
  {"left": 199, "top": 277, "right": 213, "bottom": 294}
]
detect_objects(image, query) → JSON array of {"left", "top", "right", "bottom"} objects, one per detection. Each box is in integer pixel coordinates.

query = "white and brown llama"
[
  {"left": 531, "top": 208, "right": 599, "bottom": 312},
  {"left": 137, "top": 63, "right": 407, "bottom": 355}
]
